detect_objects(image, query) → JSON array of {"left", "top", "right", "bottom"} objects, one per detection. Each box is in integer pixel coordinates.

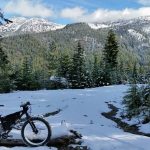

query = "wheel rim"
[{"left": 23, "top": 120, "right": 49, "bottom": 146}]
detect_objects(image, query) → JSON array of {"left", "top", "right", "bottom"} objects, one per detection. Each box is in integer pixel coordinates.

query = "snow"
[
  {"left": 128, "top": 29, "right": 146, "bottom": 41},
  {"left": 0, "top": 17, "right": 65, "bottom": 34},
  {"left": 0, "top": 85, "right": 150, "bottom": 150},
  {"left": 88, "top": 23, "right": 110, "bottom": 29},
  {"left": 143, "top": 26, "right": 150, "bottom": 34},
  {"left": 0, "top": 147, "right": 56, "bottom": 150},
  {"left": 139, "top": 124, "right": 150, "bottom": 134}
]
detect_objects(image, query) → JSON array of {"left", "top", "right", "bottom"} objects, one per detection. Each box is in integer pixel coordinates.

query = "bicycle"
[{"left": 0, "top": 102, "right": 51, "bottom": 147}]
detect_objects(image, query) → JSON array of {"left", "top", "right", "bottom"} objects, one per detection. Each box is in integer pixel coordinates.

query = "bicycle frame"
[
  {"left": 0, "top": 102, "right": 51, "bottom": 146},
  {"left": 0, "top": 104, "right": 31, "bottom": 133}
]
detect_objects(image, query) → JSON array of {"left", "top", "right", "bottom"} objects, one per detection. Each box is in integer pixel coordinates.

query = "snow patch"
[
  {"left": 128, "top": 29, "right": 146, "bottom": 41},
  {"left": 88, "top": 23, "right": 110, "bottom": 29}
]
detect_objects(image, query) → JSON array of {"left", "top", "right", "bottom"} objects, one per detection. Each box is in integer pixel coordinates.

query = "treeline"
[{"left": 0, "top": 30, "right": 149, "bottom": 93}]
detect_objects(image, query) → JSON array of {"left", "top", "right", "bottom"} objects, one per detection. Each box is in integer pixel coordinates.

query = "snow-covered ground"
[{"left": 0, "top": 85, "right": 150, "bottom": 150}]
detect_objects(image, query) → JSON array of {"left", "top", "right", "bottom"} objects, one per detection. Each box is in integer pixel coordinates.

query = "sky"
[{"left": 1, "top": 0, "right": 150, "bottom": 24}]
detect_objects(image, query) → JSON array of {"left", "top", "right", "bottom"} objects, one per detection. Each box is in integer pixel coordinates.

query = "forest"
[{"left": 0, "top": 28, "right": 149, "bottom": 92}]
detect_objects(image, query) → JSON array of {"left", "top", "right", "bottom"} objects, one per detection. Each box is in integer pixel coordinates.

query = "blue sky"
[{"left": 1, "top": 0, "right": 150, "bottom": 24}]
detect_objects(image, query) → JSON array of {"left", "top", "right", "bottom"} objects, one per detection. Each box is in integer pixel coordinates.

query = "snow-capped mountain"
[
  {"left": 88, "top": 16, "right": 150, "bottom": 30},
  {"left": 1, "top": 16, "right": 150, "bottom": 64},
  {"left": 0, "top": 17, "right": 65, "bottom": 36},
  {"left": 1, "top": 16, "right": 150, "bottom": 38},
  {"left": 87, "top": 16, "right": 150, "bottom": 59}
]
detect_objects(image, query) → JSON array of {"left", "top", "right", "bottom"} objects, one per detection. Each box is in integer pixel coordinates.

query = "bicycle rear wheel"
[{"left": 21, "top": 117, "right": 51, "bottom": 147}]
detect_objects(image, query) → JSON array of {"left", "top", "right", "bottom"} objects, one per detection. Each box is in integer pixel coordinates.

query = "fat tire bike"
[{"left": 0, "top": 102, "right": 51, "bottom": 147}]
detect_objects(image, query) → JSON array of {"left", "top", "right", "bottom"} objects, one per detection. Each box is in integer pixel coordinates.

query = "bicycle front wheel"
[{"left": 21, "top": 117, "right": 51, "bottom": 147}]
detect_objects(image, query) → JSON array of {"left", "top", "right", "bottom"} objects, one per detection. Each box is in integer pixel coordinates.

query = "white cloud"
[
  {"left": 60, "top": 7, "right": 150, "bottom": 23},
  {"left": 60, "top": 7, "right": 87, "bottom": 20},
  {"left": 138, "top": 0, "right": 150, "bottom": 5},
  {"left": 4, "top": 0, "right": 53, "bottom": 18}
]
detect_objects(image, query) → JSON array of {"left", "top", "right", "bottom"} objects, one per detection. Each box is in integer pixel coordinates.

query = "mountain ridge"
[
  {"left": 0, "top": 17, "right": 65, "bottom": 37},
  {"left": 0, "top": 16, "right": 150, "bottom": 36},
  {"left": 1, "top": 16, "right": 150, "bottom": 65}
]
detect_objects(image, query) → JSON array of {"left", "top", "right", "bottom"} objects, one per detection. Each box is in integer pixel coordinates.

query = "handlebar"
[{"left": 20, "top": 101, "right": 31, "bottom": 108}]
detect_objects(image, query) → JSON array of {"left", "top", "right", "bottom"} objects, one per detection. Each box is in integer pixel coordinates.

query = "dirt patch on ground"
[
  {"left": 101, "top": 103, "right": 150, "bottom": 137},
  {"left": 43, "top": 109, "right": 62, "bottom": 117}
]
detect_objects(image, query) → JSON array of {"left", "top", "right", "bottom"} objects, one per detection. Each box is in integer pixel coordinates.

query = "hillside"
[
  {"left": 0, "top": 85, "right": 150, "bottom": 150},
  {"left": 0, "top": 16, "right": 149, "bottom": 93},
  {"left": 1, "top": 16, "right": 150, "bottom": 65}
]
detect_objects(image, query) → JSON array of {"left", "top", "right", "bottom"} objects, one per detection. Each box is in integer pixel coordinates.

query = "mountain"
[
  {"left": 88, "top": 16, "right": 150, "bottom": 63},
  {"left": 1, "top": 16, "right": 150, "bottom": 66},
  {"left": 0, "top": 17, "right": 65, "bottom": 37},
  {"left": 88, "top": 16, "right": 150, "bottom": 30}
]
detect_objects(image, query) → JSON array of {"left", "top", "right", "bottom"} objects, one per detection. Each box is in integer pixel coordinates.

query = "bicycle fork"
[
  {"left": 26, "top": 113, "right": 38, "bottom": 134},
  {"left": 29, "top": 119, "right": 38, "bottom": 134}
]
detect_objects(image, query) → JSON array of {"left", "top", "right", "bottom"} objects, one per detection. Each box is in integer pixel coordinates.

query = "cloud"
[
  {"left": 4, "top": 0, "right": 53, "bottom": 18},
  {"left": 138, "top": 0, "right": 150, "bottom": 5},
  {"left": 60, "top": 7, "right": 150, "bottom": 23},
  {"left": 60, "top": 7, "right": 87, "bottom": 20}
]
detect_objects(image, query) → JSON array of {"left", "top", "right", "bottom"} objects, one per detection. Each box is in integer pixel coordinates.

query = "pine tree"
[
  {"left": 18, "top": 57, "right": 34, "bottom": 90},
  {"left": 0, "top": 47, "right": 9, "bottom": 69},
  {"left": 92, "top": 55, "right": 100, "bottom": 87},
  {"left": 102, "top": 30, "right": 119, "bottom": 85},
  {"left": 131, "top": 63, "right": 138, "bottom": 84},
  {"left": 123, "top": 84, "right": 142, "bottom": 118},
  {"left": 47, "top": 41, "right": 59, "bottom": 76},
  {"left": 11, "top": 65, "right": 23, "bottom": 90},
  {"left": 142, "top": 85, "right": 150, "bottom": 118},
  {"left": 0, "top": 43, "right": 12, "bottom": 93},
  {"left": 57, "top": 52, "right": 71, "bottom": 80},
  {"left": 117, "top": 60, "right": 128, "bottom": 84},
  {"left": 70, "top": 41, "right": 86, "bottom": 89}
]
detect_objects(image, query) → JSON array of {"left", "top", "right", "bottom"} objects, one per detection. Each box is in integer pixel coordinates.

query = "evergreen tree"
[
  {"left": 122, "top": 83, "right": 150, "bottom": 123},
  {"left": 122, "top": 84, "right": 142, "bottom": 118},
  {"left": 47, "top": 41, "right": 59, "bottom": 75},
  {"left": 0, "top": 46, "right": 9, "bottom": 69},
  {"left": 117, "top": 60, "right": 131, "bottom": 84},
  {"left": 70, "top": 41, "right": 86, "bottom": 88},
  {"left": 0, "top": 43, "right": 12, "bottom": 93},
  {"left": 102, "top": 30, "right": 119, "bottom": 85},
  {"left": 84, "top": 70, "right": 93, "bottom": 88},
  {"left": 92, "top": 54, "right": 100, "bottom": 87},
  {"left": 131, "top": 63, "right": 138, "bottom": 84},
  {"left": 12, "top": 65, "right": 23, "bottom": 90},
  {"left": 57, "top": 52, "right": 71, "bottom": 80},
  {"left": 142, "top": 85, "right": 150, "bottom": 118},
  {"left": 18, "top": 57, "right": 34, "bottom": 90}
]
